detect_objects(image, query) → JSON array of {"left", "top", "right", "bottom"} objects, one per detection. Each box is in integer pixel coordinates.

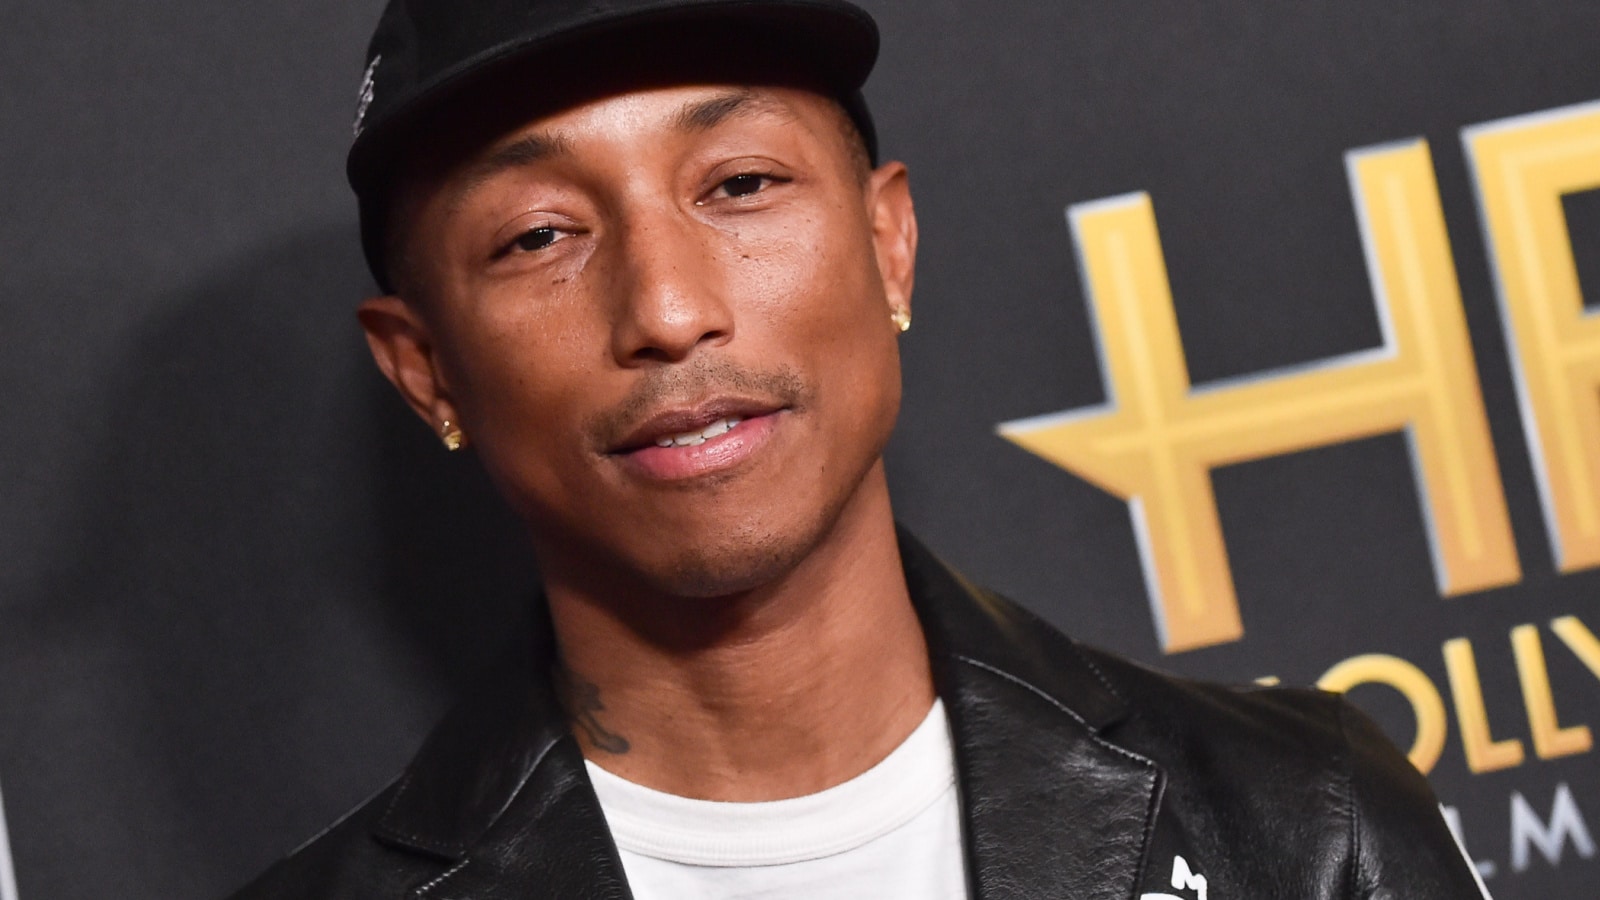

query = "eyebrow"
[
  {"left": 672, "top": 88, "right": 794, "bottom": 132},
  {"left": 452, "top": 132, "right": 574, "bottom": 208}
]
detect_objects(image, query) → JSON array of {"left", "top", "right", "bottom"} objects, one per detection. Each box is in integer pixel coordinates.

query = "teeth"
[{"left": 654, "top": 416, "right": 743, "bottom": 448}]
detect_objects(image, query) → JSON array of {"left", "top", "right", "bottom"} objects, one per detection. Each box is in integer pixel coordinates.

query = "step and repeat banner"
[{"left": 3, "top": 1, "right": 1597, "bottom": 897}]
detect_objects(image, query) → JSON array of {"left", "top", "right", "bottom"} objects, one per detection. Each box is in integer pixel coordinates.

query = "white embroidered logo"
[
  {"left": 353, "top": 54, "right": 382, "bottom": 138},
  {"left": 1141, "top": 854, "right": 1209, "bottom": 900}
]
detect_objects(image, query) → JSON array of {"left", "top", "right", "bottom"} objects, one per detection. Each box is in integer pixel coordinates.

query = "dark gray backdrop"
[{"left": 4, "top": 2, "right": 1597, "bottom": 897}]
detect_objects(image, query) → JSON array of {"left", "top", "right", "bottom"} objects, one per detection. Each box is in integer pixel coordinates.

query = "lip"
[
  {"left": 607, "top": 398, "right": 787, "bottom": 454},
  {"left": 606, "top": 398, "right": 788, "bottom": 482}
]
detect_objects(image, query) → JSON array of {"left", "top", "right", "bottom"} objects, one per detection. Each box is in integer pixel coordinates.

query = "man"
[{"left": 233, "top": 1, "right": 1490, "bottom": 897}]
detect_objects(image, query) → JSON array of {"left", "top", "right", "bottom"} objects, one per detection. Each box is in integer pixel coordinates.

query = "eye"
[
  {"left": 510, "top": 226, "right": 560, "bottom": 253},
  {"left": 703, "top": 171, "right": 787, "bottom": 204},
  {"left": 494, "top": 224, "right": 575, "bottom": 260},
  {"left": 719, "top": 173, "right": 768, "bottom": 197}
]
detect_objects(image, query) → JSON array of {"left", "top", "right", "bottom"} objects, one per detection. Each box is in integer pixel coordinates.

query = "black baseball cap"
[{"left": 347, "top": 0, "right": 882, "bottom": 291}]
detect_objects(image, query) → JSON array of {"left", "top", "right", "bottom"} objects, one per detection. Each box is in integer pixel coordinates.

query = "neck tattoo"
[{"left": 553, "top": 663, "right": 632, "bottom": 755}]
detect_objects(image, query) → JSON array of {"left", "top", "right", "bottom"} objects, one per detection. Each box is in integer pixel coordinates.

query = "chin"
[{"left": 642, "top": 513, "right": 825, "bottom": 599}]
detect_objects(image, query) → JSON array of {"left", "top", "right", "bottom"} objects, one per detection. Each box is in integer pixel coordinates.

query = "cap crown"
[{"left": 348, "top": 0, "right": 879, "bottom": 193}]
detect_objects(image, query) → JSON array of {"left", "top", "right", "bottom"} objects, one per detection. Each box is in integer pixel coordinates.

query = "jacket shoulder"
[
  {"left": 1072, "top": 642, "right": 1404, "bottom": 819},
  {"left": 1073, "top": 643, "right": 1485, "bottom": 898},
  {"left": 1074, "top": 643, "right": 1353, "bottom": 755}
]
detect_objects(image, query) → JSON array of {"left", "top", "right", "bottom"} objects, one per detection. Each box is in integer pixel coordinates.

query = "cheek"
[
  {"left": 725, "top": 206, "right": 887, "bottom": 332},
  {"left": 726, "top": 211, "right": 902, "bottom": 430},
  {"left": 449, "top": 343, "right": 597, "bottom": 528},
  {"left": 436, "top": 291, "right": 603, "bottom": 464}
]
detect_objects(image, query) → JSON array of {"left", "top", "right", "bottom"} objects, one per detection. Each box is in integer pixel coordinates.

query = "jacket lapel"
[
  {"left": 405, "top": 739, "right": 633, "bottom": 900},
  {"left": 902, "top": 530, "right": 1163, "bottom": 900},
  {"left": 372, "top": 627, "right": 633, "bottom": 899}
]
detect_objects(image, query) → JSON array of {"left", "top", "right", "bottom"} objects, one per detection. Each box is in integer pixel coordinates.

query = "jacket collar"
[
  {"left": 901, "top": 528, "right": 1161, "bottom": 899},
  {"left": 375, "top": 528, "right": 1161, "bottom": 899}
]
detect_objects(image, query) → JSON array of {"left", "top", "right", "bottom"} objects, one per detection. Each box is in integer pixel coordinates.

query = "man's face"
[{"left": 363, "top": 82, "right": 918, "bottom": 599}]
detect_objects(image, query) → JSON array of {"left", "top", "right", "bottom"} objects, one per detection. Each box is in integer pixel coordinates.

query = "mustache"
[{"left": 588, "top": 357, "right": 808, "bottom": 447}]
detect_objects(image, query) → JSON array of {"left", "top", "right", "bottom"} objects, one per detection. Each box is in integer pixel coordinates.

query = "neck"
[{"left": 541, "top": 464, "right": 934, "bottom": 801}]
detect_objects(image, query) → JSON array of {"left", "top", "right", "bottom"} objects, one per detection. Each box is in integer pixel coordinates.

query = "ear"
[
  {"left": 357, "top": 295, "right": 461, "bottom": 436},
  {"left": 865, "top": 161, "right": 918, "bottom": 317}
]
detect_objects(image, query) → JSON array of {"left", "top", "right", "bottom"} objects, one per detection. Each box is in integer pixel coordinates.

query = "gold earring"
[
  {"left": 440, "top": 420, "right": 465, "bottom": 452},
  {"left": 890, "top": 308, "right": 912, "bottom": 333}
]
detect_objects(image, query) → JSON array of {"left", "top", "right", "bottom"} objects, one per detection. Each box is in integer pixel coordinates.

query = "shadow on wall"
[{"left": 3, "top": 225, "right": 537, "bottom": 899}]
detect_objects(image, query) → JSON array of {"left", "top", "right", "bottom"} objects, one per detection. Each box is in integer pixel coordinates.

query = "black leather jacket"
[{"left": 231, "top": 533, "right": 1487, "bottom": 898}]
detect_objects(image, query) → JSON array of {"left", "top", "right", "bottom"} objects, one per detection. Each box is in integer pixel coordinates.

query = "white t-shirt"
[{"left": 584, "top": 699, "right": 969, "bottom": 899}]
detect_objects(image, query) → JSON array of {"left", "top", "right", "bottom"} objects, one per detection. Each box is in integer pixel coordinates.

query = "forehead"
[
  {"left": 413, "top": 80, "right": 839, "bottom": 185},
  {"left": 448, "top": 85, "right": 819, "bottom": 189}
]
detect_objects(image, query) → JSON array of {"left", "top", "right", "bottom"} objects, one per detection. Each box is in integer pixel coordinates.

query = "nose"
[{"left": 607, "top": 206, "right": 734, "bottom": 366}]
